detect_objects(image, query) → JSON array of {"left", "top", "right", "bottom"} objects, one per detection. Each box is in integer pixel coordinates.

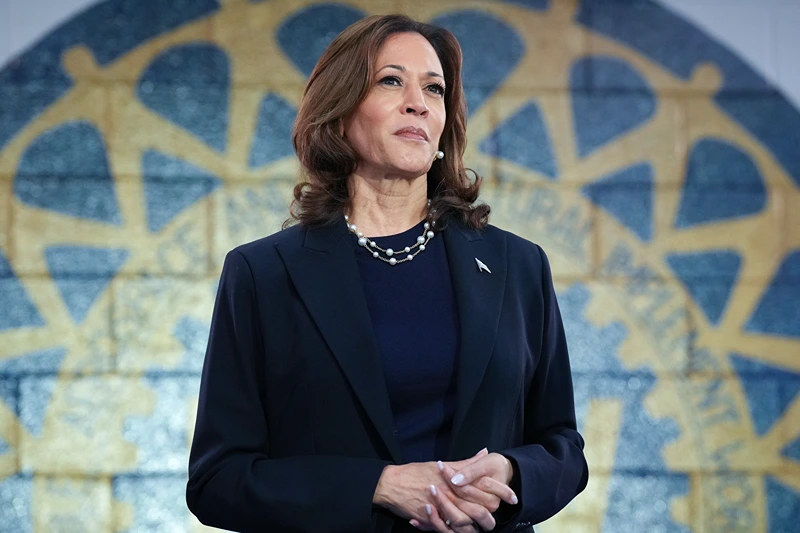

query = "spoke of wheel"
[
  {"left": 13, "top": 204, "right": 129, "bottom": 260},
  {"left": 720, "top": 262, "right": 783, "bottom": 332},
  {"left": 764, "top": 396, "right": 800, "bottom": 452},
  {"left": 534, "top": 95, "right": 580, "bottom": 183},
  {"left": 771, "top": 463, "right": 800, "bottom": 494},
  {"left": 227, "top": 90, "right": 273, "bottom": 174},
  {"left": 662, "top": 215, "right": 780, "bottom": 256},
  {"left": 110, "top": 89, "right": 232, "bottom": 184},
  {"left": 0, "top": 329, "right": 66, "bottom": 361},
  {"left": 568, "top": 100, "right": 681, "bottom": 188},
  {"left": 730, "top": 335, "right": 800, "bottom": 373}
]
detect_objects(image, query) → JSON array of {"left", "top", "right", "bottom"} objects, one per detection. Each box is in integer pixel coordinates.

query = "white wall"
[
  {"left": 1, "top": 0, "right": 95, "bottom": 67},
  {"left": 662, "top": 0, "right": 800, "bottom": 106},
  {"left": 0, "top": 0, "right": 798, "bottom": 108}
]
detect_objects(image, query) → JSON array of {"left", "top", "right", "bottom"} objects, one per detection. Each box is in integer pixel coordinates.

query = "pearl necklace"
[{"left": 345, "top": 200, "right": 436, "bottom": 266}]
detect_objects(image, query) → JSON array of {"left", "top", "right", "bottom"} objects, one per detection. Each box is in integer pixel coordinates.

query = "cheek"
[
  {"left": 432, "top": 110, "right": 447, "bottom": 143},
  {"left": 344, "top": 119, "right": 373, "bottom": 157},
  {"left": 347, "top": 106, "right": 386, "bottom": 147}
]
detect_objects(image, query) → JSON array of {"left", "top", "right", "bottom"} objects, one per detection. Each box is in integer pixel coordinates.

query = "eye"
[
  {"left": 379, "top": 75, "right": 402, "bottom": 86},
  {"left": 427, "top": 83, "right": 446, "bottom": 96}
]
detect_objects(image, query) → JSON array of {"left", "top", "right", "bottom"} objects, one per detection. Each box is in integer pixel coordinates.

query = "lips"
[{"left": 394, "top": 126, "right": 429, "bottom": 141}]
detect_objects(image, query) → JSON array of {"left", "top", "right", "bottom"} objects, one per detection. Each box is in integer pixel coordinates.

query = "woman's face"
[{"left": 344, "top": 32, "right": 446, "bottom": 180}]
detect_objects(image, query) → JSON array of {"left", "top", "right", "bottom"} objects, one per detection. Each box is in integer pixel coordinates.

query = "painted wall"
[
  {"left": 4, "top": 0, "right": 800, "bottom": 110},
  {"left": 0, "top": 0, "right": 798, "bottom": 531}
]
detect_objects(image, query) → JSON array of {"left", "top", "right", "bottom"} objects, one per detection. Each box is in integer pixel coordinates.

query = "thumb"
[{"left": 452, "top": 448, "right": 488, "bottom": 469}]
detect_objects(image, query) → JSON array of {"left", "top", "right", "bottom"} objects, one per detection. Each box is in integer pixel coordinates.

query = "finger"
[
  {"left": 471, "top": 475, "right": 519, "bottom": 506},
  {"left": 445, "top": 490, "right": 496, "bottom": 531},
  {"left": 442, "top": 460, "right": 518, "bottom": 509},
  {"left": 450, "top": 453, "right": 513, "bottom": 488},
  {"left": 430, "top": 484, "right": 493, "bottom": 531},
  {"left": 451, "top": 448, "right": 488, "bottom": 468},
  {"left": 430, "top": 484, "right": 471, "bottom": 529},
  {"left": 449, "top": 461, "right": 489, "bottom": 488},
  {"left": 409, "top": 518, "right": 435, "bottom": 531},
  {"left": 452, "top": 448, "right": 488, "bottom": 470},
  {"left": 474, "top": 447, "right": 489, "bottom": 458},
  {"left": 425, "top": 504, "right": 453, "bottom": 533},
  {"left": 451, "top": 482, "right": 501, "bottom": 512},
  {"left": 438, "top": 461, "right": 496, "bottom": 508},
  {"left": 424, "top": 503, "right": 451, "bottom": 533}
]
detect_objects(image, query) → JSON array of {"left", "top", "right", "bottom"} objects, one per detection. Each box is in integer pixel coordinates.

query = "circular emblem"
[{"left": 0, "top": 0, "right": 797, "bottom": 530}]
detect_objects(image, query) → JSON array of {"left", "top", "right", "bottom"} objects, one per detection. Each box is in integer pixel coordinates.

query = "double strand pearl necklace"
[{"left": 345, "top": 200, "right": 436, "bottom": 266}]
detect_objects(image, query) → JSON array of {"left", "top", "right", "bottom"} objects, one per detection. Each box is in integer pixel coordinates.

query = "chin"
[
  {"left": 392, "top": 155, "right": 433, "bottom": 177},
  {"left": 395, "top": 163, "right": 432, "bottom": 179}
]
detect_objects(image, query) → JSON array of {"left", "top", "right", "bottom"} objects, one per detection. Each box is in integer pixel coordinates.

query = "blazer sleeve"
[
  {"left": 186, "top": 249, "right": 391, "bottom": 533},
  {"left": 494, "top": 244, "right": 589, "bottom": 529}
]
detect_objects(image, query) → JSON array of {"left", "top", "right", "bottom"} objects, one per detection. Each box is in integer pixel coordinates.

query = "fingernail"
[
  {"left": 429, "top": 484, "right": 438, "bottom": 496},
  {"left": 437, "top": 460, "right": 444, "bottom": 471},
  {"left": 512, "top": 494, "right": 519, "bottom": 505},
  {"left": 481, "top": 447, "right": 488, "bottom": 453},
  {"left": 451, "top": 474, "right": 464, "bottom": 485},
  {"left": 426, "top": 504, "right": 432, "bottom": 516},
  {"left": 410, "top": 519, "right": 419, "bottom": 528}
]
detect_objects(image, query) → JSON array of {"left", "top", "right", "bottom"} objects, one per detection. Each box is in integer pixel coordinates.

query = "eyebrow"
[{"left": 378, "top": 64, "right": 445, "bottom": 82}]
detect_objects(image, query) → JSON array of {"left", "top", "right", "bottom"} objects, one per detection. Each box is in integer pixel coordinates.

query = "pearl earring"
[{"left": 435, "top": 150, "right": 444, "bottom": 160}]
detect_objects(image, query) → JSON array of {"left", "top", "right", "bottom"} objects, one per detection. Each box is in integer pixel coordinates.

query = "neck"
[{"left": 346, "top": 170, "right": 429, "bottom": 237}]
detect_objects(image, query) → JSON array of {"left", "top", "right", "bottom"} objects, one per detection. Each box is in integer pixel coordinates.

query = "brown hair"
[{"left": 285, "top": 14, "right": 490, "bottom": 231}]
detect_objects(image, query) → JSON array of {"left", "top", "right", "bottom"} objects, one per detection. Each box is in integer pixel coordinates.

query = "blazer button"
[{"left": 393, "top": 429, "right": 399, "bottom": 436}]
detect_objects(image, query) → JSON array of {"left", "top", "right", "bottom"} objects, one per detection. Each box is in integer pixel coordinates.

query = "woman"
[{"left": 186, "top": 14, "right": 588, "bottom": 533}]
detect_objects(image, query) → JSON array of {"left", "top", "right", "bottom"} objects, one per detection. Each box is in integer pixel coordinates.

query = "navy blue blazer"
[{"left": 186, "top": 214, "right": 588, "bottom": 533}]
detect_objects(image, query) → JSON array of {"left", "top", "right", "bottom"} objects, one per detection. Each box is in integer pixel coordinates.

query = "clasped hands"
[{"left": 374, "top": 448, "right": 518, "bottom": 532}]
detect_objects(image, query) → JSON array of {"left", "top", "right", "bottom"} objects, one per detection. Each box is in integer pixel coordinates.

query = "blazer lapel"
[
  {"left": 275, "top": 217, "right": 404, "bottom": 464},
  {"left": 443, "top": 220, "right": 508, "bottom": 458}
]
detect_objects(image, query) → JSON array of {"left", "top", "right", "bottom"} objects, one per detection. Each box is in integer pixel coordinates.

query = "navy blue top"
[{"left": 350, "top": 218, "right": 459, "bottom": 464}]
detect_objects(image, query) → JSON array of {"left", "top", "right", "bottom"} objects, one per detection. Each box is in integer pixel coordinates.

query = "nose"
[{"left": 401, "top": 84, "right": 428, "bottom": 117}]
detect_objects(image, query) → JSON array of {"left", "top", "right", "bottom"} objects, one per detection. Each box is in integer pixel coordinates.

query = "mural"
[{"left": 0, "top": 0, "right": 798, "bottom": 531}]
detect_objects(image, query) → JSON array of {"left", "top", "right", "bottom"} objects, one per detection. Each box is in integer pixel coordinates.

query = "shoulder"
[
  {"left": 222, "top": 223, "right": 306, "bottom": 276},
  {"left": 477, "top": 224, "right": 557, "bottom": 308},
  {"left": 235, "top": 223, "right": 305, "bottom": 254},
  {"left": 475, "top": 222, "right": 549, "bottom": 270}
]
